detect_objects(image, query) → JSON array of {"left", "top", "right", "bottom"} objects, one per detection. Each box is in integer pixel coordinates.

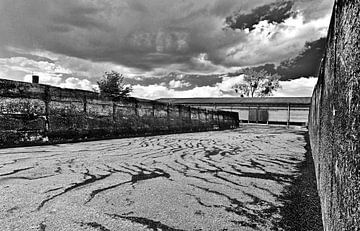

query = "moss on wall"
[
  {"left": 309, "top": 0, "right": 360, "bottom": 230},
  {"left": 0, "top": 79, "right": 239, "bottom": 147}
]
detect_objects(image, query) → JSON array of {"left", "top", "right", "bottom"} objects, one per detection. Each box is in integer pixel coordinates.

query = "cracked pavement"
[{"left": 0, "top": 126, "right": 308, "bottom": 231}]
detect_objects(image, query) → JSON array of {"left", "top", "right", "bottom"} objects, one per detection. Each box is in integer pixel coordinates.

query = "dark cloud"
[
  {"left": 0, "top": 0, "right": 225, "bottom": 71},
  {"left": 227, "top": 63, "right": 277, "bottom": 77},
  {"left": 277, "top": 37, "right": 326, "bottom": 80},
  {"left": 50, "top": 6, "right": 111, "bottom": 31},
  {"left": 226, "top": 37, "right": 326, "bottom": 80},
  {"left": 0, "top": 48, "right": 56, "bottom": 63},
  {"left": 225, "top": 1, "right": 295, "bottom": 31},
  {"left": 0, "top": 0, "right": 332, "bottom": 77},
  {"left": 125, "top": 72, "right": 223, "bottom": 90},
  {"left": 210, "top": 0, "right": 273, "bottom": 17},
  {"left": 252, "top": 63, "right": 277, "bottom": 75}
]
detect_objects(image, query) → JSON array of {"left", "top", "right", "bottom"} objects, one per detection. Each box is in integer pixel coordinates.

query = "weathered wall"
[
  {"left": 0, "top": 79, "right": 239, "bottom": 147},
  {"left": 158, "top": 98, "right": 311, "bottom": 125},
  {"left": 309, "top": 0, "right": 360, "bottom": 230}
]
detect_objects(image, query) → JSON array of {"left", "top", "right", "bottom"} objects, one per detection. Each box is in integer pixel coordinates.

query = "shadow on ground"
[{"left": 277, "top": 133, "right": 323, "bottom": 231}]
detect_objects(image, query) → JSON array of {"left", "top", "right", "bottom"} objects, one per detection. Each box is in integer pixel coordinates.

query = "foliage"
[
  {"left": 97, "top": 71, "right": 132, "bottom": 97},
  {"left": 232, "top": 68, "right": 281, "bottom": 97}
]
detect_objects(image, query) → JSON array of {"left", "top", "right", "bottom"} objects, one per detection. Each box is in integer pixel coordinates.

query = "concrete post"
[
  {"left": 287, "top": 104, "right": 290, "bottom": 128},
  {"left": 178, "top": 105, "right": 182, "bottom": 131},
  {"left": 112, "top": 101, "right": 116, "bottom": 122},
  {"left": 166, "top": 104, "right": 170, "bottom": 130},
  {"left": 151, "top": 103, "right": 156, "bottom": 133},
  {"left": 44, "top": 85, "right": 50, "bottom": 133},
  {"left": 152, "top": 104, "right": 155, "bottom": 117},
  {"left": 134, "top": 101, "right": 138, "bottom": 116},
  {"left": 188, "top": 106, "right": 191, "bottom": 125},
  {"left": 178, "top": 105, "right": 181, "bottom": 119}
]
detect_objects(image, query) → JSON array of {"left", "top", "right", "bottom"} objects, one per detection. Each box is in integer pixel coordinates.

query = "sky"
[{"left": 0, "top": 0, "right": 333, "bottom": 99}]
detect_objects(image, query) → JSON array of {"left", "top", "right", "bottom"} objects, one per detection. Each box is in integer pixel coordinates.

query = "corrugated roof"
[{"left": 157, "top": 97, "right": 311, "bottom": 105}]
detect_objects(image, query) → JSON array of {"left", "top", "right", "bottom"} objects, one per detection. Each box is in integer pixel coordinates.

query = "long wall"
[
  {"left": 0, "top": 79, "right": 239, "bottom": 147},
  {"left": 158, "top": 98, "right": 311, "bottom": 126},
  {"left": 309, "top": 0, "right": 360, "bottom": 230}
]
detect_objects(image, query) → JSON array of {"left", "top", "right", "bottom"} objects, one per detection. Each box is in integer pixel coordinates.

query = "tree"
[
  {"left": 232, "top": 68, "right": 281, "bottom": 97},
  {"left": 97, "top": 71, "right": 132, "bottom": 97}
]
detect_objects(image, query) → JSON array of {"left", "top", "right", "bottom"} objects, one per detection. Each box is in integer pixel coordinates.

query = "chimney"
[{"left": 32, "top": 75, "right": 39, "bottom": 84}]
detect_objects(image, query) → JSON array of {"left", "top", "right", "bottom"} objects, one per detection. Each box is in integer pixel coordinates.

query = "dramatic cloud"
[
  {"left": 0, "top": 0, "right": 333, "bottom": 99},
  {"left": 0, "top": 0, "right": 332, "bottom": 71},
  {"left": 124, "top": 72, "right": 227, "bottom": 94},
  {"left": 0, "top": 51, "right": 137, "bottom": 89},
  {"left": 229, "top": 37, "right": 327, "bottom": 80},
  {"left": 277, "top": 37, "right": 327, "bottom": 80},
  {"left": 219, "top": 12, "right": 330, "bottom": 67},
  {"left": 131, "top": 75, "right": 317, "bottom": 99},
  {"left": 0, "top": 0, "right": 244, "bottom": 71},
  {"left": 225, "top": 1, "right": 295, "bottom": 31}
]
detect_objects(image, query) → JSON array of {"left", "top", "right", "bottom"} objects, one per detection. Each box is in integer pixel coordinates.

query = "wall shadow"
[{"left": 277, "top": 133, "right": 323, "bottom": 231}]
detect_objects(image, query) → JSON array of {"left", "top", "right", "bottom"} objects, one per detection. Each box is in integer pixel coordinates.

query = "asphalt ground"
[{"left": 0, "top": 126, "right": 322, "bottom": 231}]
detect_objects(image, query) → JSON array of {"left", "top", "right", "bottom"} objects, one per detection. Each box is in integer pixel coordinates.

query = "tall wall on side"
[
  {"left": 309, "top": 0, "right": 360, "bottom": 230},
  {"left": 0, "top": 79, "right": 239, "bottom": 147}
]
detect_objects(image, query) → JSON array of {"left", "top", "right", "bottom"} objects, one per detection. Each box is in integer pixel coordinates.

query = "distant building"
[{"left": 157, "top": 97, "right": 311, "bottom": 126}]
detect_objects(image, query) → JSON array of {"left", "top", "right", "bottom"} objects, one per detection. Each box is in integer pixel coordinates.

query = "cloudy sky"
[{"left": 0, "top": 0, "right": 333, "bottom": 99}]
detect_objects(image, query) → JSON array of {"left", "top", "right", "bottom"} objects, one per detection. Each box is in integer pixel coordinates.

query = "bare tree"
[{"left": 232, "top": 68, "right": 281, "bottom": 97}]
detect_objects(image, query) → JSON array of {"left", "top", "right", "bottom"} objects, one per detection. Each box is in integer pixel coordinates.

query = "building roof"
[{"left": 157, "top": 97, "right": 311, "bottom": 106}]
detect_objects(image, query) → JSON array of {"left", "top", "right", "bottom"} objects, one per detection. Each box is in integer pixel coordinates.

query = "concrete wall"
[
  {"left": 158, "top": 97, "right": 311, "bottom": 126},
  {"left": 309, "top": 0, "right": 360, "bottom": 230},
  {"left": 234, "top": 106, "right": 309, "bottom": 125},
  {"left": 0, "top": 79, "right": 239, "bottom": 147},
  {"left": 166, "top": 104, "right": 309, "bottom": 125}
]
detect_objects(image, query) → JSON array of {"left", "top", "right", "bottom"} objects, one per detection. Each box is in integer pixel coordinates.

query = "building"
[{"left": 158, "top": 97, "right": 311, "bottom": 126}]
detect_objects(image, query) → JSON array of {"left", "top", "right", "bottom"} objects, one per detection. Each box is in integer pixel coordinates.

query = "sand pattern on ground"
[{"left": 0, "top": 126, "right": 307, "bottom": 231}]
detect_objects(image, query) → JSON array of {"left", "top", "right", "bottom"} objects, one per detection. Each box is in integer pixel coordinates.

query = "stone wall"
[
  {"left": 0, "top": 79, "right": 239, "bottom": 147},
  {"left": 309, "top": 0, "right": 360, "bottom": 230}
]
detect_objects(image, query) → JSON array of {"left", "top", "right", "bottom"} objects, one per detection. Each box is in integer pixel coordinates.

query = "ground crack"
[
  {"left": 37, "top": 169, "right": 111, "bottom": 210},
  {"left": 79, "top": 222, "right": 110, "bottom": 231},
  {"left": 105, "top": 213, "right": 186, "bottom": 231}
]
